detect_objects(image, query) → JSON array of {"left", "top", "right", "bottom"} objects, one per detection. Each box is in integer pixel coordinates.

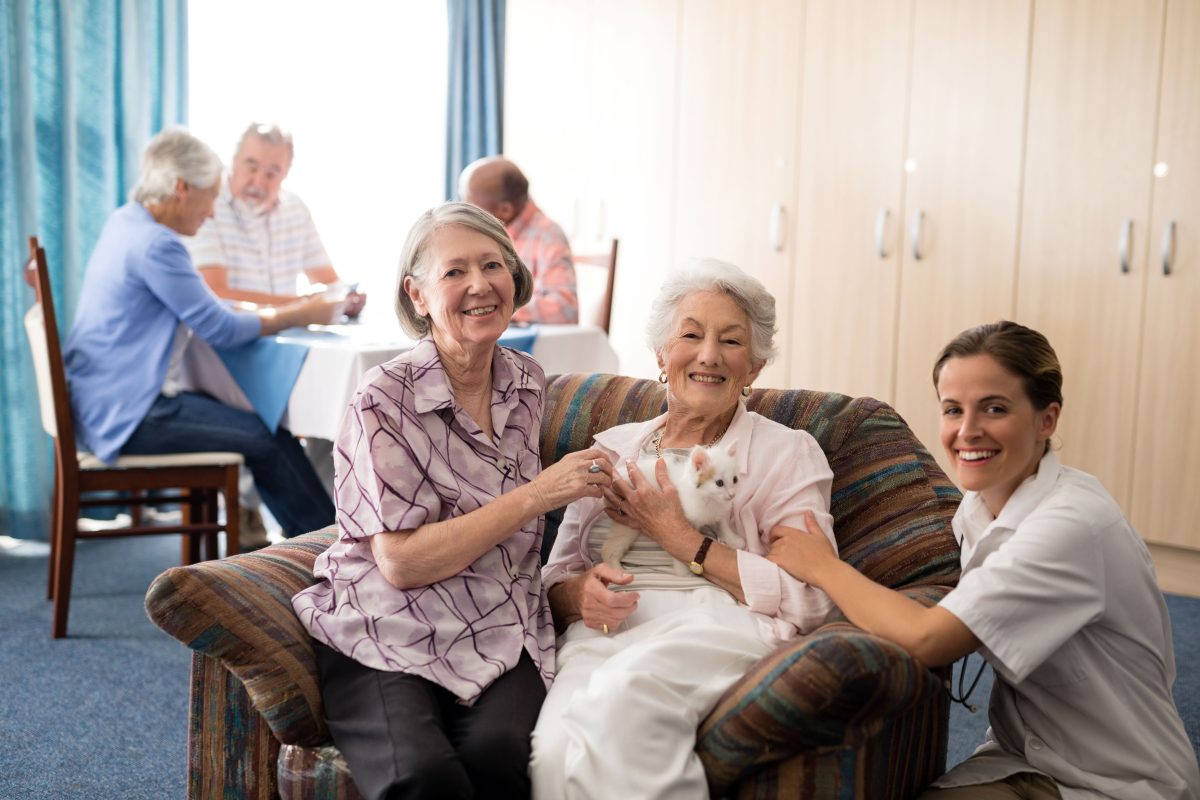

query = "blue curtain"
[
  {"left": 445, "top": 0, "right": 505, "bottom": 200},
  {"left": 0, "top": 0, "right": 187, "bottom": 540}
]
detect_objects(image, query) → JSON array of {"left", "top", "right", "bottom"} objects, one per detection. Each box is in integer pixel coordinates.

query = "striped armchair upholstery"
[{"left": 146, "top": 374, "right": 960, "bottom": 800}]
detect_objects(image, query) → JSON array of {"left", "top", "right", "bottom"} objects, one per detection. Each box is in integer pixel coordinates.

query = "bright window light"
[{"left": 187, "top": 2, "right": 448, "bottom": 308}]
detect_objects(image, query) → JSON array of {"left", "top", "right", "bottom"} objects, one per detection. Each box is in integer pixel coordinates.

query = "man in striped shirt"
[
  {"left": 460, "top": 156, "right": 578, "bottom": 324},
  {"left": 186, "top": 123, "right": 366, "bottom": 316},
  {"left": 186, "top": 123, "right": 360, "bottom": 545}
]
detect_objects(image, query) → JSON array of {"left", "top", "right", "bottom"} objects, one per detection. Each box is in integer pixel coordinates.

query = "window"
[{"left": 188, "top": 2, "right": 448, "bottom": 305}]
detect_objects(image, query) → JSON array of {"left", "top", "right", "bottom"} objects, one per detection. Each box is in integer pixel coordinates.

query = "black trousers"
[{"left": 314, "top": 642, "right": 546, "bottom": 800}]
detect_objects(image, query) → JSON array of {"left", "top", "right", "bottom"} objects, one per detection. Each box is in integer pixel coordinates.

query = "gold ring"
[{"left": 602, "top": 623, "right": 610, "bottom": 635}]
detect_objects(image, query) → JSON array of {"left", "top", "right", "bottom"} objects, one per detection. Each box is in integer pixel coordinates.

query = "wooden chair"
[
  {"left": 22, "top": 236, "right": 242, "bottom": 638},
  {"left": 573, "top": 238, "right": 618, "bottom": 333}
]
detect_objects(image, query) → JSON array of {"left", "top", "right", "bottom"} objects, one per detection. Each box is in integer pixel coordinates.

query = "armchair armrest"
[{"left": 697, "top": 586, "right": 953, "bottom": 794}]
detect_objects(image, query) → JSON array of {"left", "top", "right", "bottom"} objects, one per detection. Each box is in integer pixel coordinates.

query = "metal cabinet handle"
[
  {"left": 1119, "top": 219, "right": 1133, "bottom": 274},
  {"left": 768, "top": 203, "right": 786, "bottom": 252},
  {"left": 911, "top": 209, "right": 925, "bottom": 261},
  {"left": 1162, "top": 220, "right": 1177, "bottom": 276},
  {"left": 874, "top": 208, "right": 890, "bottom": 258}
]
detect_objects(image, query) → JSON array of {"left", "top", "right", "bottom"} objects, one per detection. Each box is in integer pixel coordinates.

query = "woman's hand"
[
  {"left": 766, "top": 510, "right": 839, "bottom": 586},
  {"left": 528, "top": 447, "right": 613, "bottom": 514},
  {"left": 603, "top": 458, "right": 688, "bottom": 544},
  {"left": 577, "top": 564, "right": 639, "bottom": 632}
]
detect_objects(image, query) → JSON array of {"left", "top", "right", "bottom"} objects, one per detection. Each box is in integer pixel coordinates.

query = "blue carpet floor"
[{"left": 1, "top": 535, "right": 1197, "bottom": 798}]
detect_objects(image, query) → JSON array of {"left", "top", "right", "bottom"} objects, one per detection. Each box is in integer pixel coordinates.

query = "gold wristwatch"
[{"left": 688, "top": 537, "right": 714, "bottom": 575}]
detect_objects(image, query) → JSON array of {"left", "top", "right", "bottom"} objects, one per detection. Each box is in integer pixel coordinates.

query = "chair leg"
[
  {"left": 202, "top": 489, "right": 219, "bottom": 561},
  {"left": 46, "top": 471, "right": 60, "bottom": 601},
  {"left": 224, "top": 466, "right": 240, "bottom": 558},
  {"left": 51, "top": 486, "right": 78, "bottom": 639},
  {"left": 181, "top": 491, "right": 201, "bottom": 566}
]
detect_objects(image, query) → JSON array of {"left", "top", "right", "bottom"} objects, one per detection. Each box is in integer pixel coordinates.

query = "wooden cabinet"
[
  {"left": 1130, "top": 0, "right": 1200, "bottom": 548},
  {"left": 789, "top": 0, "right": 1030, "bottom": 475},
  {"left": 1014, "top": 0, "right": 1165, "bottom": 513},
  {"left": 671, "top": 0, "right": 804, "bottom": 390}
]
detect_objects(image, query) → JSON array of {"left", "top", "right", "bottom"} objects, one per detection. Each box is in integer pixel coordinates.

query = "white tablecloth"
[{"left": 182, "top": 322, "right": 619, "bottom": 440}]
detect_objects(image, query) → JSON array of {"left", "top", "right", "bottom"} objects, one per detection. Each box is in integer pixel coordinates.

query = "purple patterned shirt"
[{"left": 292, "top": 338, "right": 555, "bottom": 703}]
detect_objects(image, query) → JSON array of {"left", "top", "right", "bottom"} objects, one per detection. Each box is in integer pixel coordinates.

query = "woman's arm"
[
  {"left": 372, "top": 446, "right": 612, "bottom": 589},
  {"left": 768, "top": 512, "right": 979, "bottom": 667}
]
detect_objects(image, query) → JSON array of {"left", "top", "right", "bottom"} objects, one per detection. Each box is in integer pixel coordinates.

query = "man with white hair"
[
  {"left": 186, "top": 123, "right": 359, "bottom": 540},
  {"left": 187, "top": 122, "right": 365, "bottom": 315},
  {"left": 64, "top": 127, "right": 339, "bottom": 542}
]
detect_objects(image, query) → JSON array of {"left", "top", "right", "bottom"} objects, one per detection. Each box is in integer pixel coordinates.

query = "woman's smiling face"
[
  {"left": 404, "top": 224, "right": 515, "bottom": 349},
  {"left": 658, "top": 290, "right": 762, "bottom": 418},
  {"left": 937, "top": 353, "right": 1060, "bottom": 516}
]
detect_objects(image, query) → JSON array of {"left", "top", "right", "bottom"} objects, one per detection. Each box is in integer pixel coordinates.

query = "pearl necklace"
[{"left": 653, "top": 415, "right": 732, "bottom": 459}]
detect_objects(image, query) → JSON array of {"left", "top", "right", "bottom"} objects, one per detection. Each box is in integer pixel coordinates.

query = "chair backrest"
[
  {"left": 23, "top": 237, "right": 79, "bottom": 463},
  {"left": 572, "top": 238, "right": 618, "bottom": 333}
]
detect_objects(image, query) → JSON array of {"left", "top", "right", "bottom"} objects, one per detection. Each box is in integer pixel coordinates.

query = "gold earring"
[
  {"left": 741, "top": 385, "right": 752, "bottom": 397},
  {"left": 659, "top": 371, "right": 668, "bottom": 384}
]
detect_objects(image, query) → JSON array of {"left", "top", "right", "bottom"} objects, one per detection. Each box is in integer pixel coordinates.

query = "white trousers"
[{"left": 530, "top": 587, "right": 776, "bottom": 800}]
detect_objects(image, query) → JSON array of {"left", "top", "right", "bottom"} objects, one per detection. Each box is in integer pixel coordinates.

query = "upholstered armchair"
[{"left": 146, "top": 374, "right": 961, "bottom": 799}]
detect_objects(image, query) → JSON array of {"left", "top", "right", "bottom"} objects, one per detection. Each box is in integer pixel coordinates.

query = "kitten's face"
[{"left": 687, "top": 444, "right": 739, "bottom": 505}]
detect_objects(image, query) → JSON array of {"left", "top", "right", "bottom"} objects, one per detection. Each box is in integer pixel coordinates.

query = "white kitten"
[{"left": 600, "top": 443, "right": 745, "bottom": 577}]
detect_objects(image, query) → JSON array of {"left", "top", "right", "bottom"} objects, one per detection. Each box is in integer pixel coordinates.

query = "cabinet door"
[
  {"left": 1131, "top": 0, "right": 1200, "bottom": 549},
  {"left": 672, "top": 0, "right": 805, "bottom": 390},
  {"left": 790, "top": 0, "right": 912, "bottom": 400},
  {"left": 892, "top": 0, "right": 1031, "bottom": 467},
  {"left": 1015, "top": 0, "right": 1165, "bottom": 509}
]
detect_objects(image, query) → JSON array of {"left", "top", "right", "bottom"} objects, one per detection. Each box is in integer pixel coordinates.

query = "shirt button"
[
  {"left": 1029, "top": 737, "right": 1044, "bottom": 751},
  {"left": 496, "top": 457, "right": 507, "bottom": 470}
]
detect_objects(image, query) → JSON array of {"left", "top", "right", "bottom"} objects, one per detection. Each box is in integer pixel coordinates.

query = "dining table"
[{"left": 180, "top": 314, "right": 620, "bottom": 440}]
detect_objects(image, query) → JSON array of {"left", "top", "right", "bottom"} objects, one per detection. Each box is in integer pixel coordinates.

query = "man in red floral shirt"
[{"left": 460, "top": 156, "right": 578, "bottom": 324}]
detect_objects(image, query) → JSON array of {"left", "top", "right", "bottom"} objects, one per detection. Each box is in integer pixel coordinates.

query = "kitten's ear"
[{"left": 690, "top": 445, "right": 709, "bottom": 472}]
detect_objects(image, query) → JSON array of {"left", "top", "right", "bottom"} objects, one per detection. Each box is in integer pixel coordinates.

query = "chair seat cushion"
[
  {"left": 79, "top": 450, "right": 244, "bottom": 470},
  {"left": 145, "top": 529, "right": 337, "bottom": 746}
]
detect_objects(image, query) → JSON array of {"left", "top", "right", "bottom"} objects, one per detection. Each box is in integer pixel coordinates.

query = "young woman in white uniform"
[{"left": 768, "top": 321, "right": 1199, "bottom": 800}]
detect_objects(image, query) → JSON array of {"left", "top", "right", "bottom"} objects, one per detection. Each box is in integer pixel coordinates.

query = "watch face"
[{"left": 688, "top": 561, "right": 704, "bottom": 575}]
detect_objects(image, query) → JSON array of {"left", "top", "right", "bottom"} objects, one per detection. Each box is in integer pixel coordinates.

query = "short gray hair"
[
  {"left": 646, "top": 258, "right": 778, "bottom": 365},
  {"left": 130, "top": 128, "right": 222, "bottom": 205},
  {"left": 236, "top": 122, "right": 295, "bottom": 165},
  {"left": 394, "top": 202, "right": 534, "bottom": 338}
]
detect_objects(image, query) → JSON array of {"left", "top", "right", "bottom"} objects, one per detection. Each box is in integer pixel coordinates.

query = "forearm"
[
  {"left": 548, "top": 575, "right": 585, "bottom": 630},
  {"left": 374, "top": 482, "right": 547, "bottom": 589},
  {"left": 257, "top": 304, "right": 310, "bottom": 335},
  {"left": 817, "top": 559, "right": 958, "bottom": 665},
  {"left": 652, "top": 520, "right": 746, "bottom": 602}
]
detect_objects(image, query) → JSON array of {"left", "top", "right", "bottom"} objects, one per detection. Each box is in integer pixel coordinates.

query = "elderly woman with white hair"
[
  {"left": 530, "top": 260, "right": 838, "bottom": 798},
  {"left": 64, "top": 127, "right": 340, "bottom": 539},
  {"left": 292, "top": 202, "right": 613, "bottom": 800}
]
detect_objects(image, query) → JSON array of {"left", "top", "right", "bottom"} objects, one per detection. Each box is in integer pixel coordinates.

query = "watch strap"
[{"left": 688, "top": 537, "right": 714, "bottom": 575}]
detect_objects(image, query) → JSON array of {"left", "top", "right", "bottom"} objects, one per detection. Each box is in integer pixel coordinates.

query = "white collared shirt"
[{"left": 936, "top": 452, "right": 1199, "bottom": 799}]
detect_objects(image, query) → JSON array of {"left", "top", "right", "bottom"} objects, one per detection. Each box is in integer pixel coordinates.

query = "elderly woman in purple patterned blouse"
[{"left": 292, "top": 202, "right": 612, "bottom": 800}]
